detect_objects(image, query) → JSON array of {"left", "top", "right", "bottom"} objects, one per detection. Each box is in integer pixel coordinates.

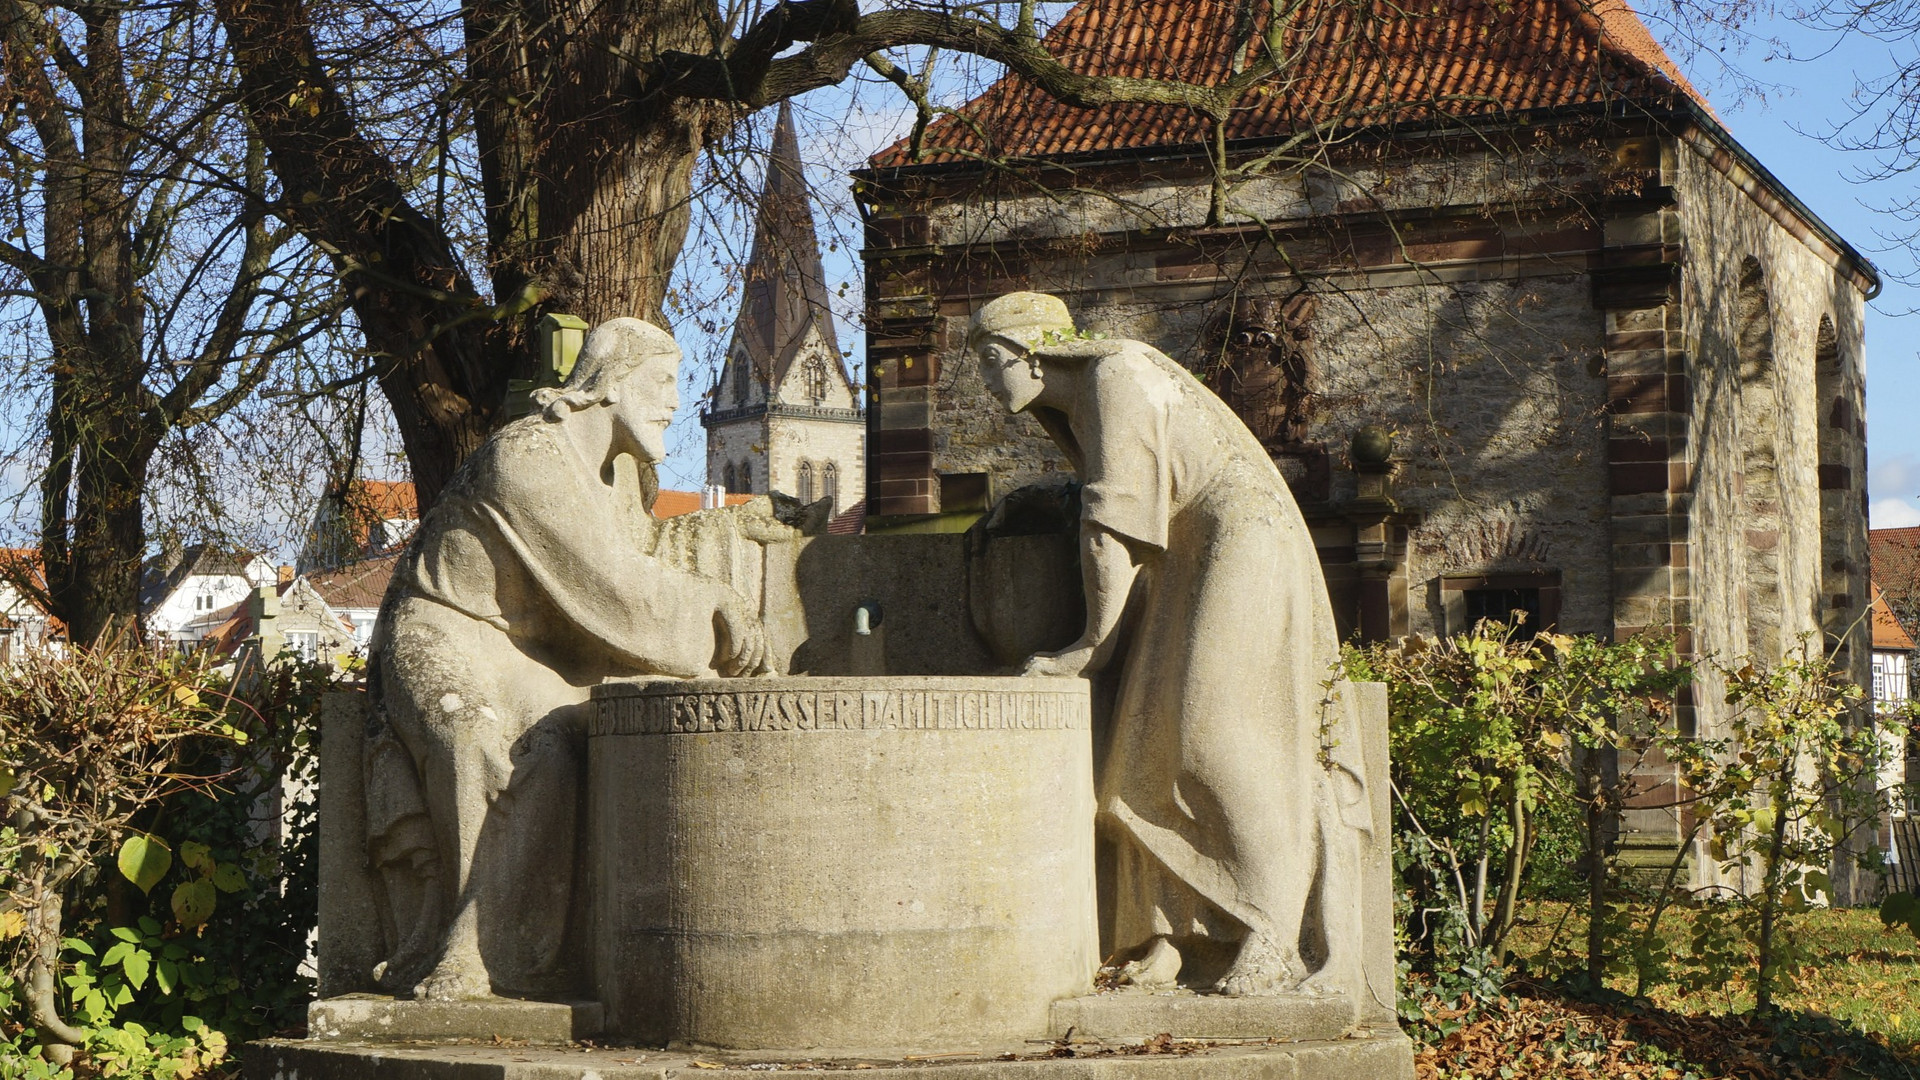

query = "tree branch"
[{"left": 646, "top": 8, "right": 1246, "bottom": 117}]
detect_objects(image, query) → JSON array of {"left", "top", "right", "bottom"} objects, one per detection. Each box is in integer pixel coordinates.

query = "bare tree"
[
  {"left": 210, "top": 0, "right": 1456, "bottom": 506},
  {"left": 0, "top": 0, "right": 335, "bottom": 643}
]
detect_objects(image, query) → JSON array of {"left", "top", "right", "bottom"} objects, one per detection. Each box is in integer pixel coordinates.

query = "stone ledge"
[
  {"left": 244, "top": 1032, "right": 1414, "bottom": 1080},
  {"left": 1049, "top": 992, "right": 1353, "bottom": 1043},
  {"left": 306, "top": 995, "right": 604, "bottom": 1044}
]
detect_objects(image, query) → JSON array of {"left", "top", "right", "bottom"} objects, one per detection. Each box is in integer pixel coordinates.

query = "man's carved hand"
[
  {"left": 714, "top": 597, "right": 771, "bottom": 677},
  {"left": 1022, "top": 642, "right": 1098, "bottom": 678}
]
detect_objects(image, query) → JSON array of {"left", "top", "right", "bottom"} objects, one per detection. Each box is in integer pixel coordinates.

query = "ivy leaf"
[
  {"left": 179, "top": 840, "right": 212, "bottom": 872},
  {"left": 117, "top": 835, "right": 172, "bottom": 894},
  {"left": 210, "top": 863, "right": 246, "bottom": 894},
  {"left": 1881, "top": 892, "right": 1920, "bottom": 937},
  {"left": 121, "top": 948, "right": 150, "bottom": 990},
  {"left": 171, "top": 878, "right": 217, "bottom": 928}
]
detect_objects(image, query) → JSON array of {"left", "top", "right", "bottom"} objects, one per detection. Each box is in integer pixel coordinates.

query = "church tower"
[{"left": 702, "top": 101, "right": 864, "bottom": 515}]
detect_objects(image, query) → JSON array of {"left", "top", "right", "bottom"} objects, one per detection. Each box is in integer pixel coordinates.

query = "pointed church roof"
[
  {"left": 730, "top": 101, "right": 842, "bottom": 388},
  {"left": 870, "top": 0, "right": 1705, "bottom": 168}
]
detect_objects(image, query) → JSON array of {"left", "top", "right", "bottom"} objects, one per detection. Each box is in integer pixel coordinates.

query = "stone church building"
[
  {"left": 704, "top": 102, "right": 865, "bottom": 515},
  {"left": 855, "top": 0, "right": 1879, "bottom": 885}
]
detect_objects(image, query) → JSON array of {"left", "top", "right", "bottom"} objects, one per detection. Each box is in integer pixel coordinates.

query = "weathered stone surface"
[
  {"left": 964, "top": 295, "right": 1378, "bottom": 1010},
  {"left": 243, "top": 1033, "right": 1415, "bottom": 1080},
  {"left": 589, "top": 675, "right": 1098, "bottom": 1053},
  {"left": 1049, "top": 993, "right": 1351, "bottom": 1043},
  {"left": 314, "top": 692, "right": 382, "bottom": 1000},
  {"left": 364, "top": 319, "right": 782, "bottom": 1001},
  {"left": 305, "top": 995, "right": 603, "bottom": 1043}
]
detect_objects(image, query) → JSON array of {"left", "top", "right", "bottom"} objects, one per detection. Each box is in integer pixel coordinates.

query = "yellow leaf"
[
  {"left": 0, "top": 909, "right": 25, "bottom": 939},
  {"left": 172, "top": 684, "right": 201, "bottom": 709}
]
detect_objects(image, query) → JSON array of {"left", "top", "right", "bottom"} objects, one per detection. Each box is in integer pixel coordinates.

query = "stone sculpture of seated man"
[
  {"left": 966, "top": 292, "right": 1372, "bottom": 997},
  {"left": 365, "top": 317, "right": 771, "bottom": 1001}
]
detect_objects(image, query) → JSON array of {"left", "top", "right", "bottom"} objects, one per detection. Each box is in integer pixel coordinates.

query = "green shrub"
[{"left": 2, "top": 641, "right": 332, "bottom": 1078}]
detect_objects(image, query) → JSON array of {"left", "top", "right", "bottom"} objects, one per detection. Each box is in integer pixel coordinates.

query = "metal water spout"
[{"left": 850, "top": 600, "right": 885, "bottom": 675}]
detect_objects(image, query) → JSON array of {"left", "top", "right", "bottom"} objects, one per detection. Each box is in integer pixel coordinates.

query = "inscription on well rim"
[{"left": 591, "top": 689, "right": 1090, "bottom": 735}]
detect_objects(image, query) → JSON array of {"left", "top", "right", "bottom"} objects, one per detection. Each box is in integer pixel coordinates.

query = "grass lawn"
[{"left": 1410, "top": 902, "right": 1920, "bottom": 1079}]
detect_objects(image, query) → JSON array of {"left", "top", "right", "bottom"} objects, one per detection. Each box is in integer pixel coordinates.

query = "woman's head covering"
[{"left": 966, "top": 292, "right": 1075, "bottom": 353}]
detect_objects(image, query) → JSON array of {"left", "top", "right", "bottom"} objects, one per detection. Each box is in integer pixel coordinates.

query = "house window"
[
  {"left": 797, "top": 461, "right": 815, "bottom": 503},
  {"left": 1463, "top": 587, "right": 1542, "bottom": 629},
  {"left": 287, "top": 631, "right": 320, "bottom": 661},
  {"left": 1441, "top": 571, "right": 1561, "bottom": 635},
  {"left": 823, "top": 462, "right": 838, "bottom": 507}
]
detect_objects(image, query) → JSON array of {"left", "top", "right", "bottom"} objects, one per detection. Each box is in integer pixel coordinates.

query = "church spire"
[{"left": 728, "top": 100, "right": 841, "bottom": 388}]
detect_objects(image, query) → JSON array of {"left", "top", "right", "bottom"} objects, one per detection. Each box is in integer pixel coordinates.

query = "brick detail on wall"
[
  {"left": 1598, "top": 206, "right": 1692, "bottom": 722},
  {"left": 864, "top": 232, "right": 942, "bottom": 514}
]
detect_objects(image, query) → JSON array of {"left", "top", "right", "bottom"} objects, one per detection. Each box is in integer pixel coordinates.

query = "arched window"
[
  {"left": 805, "top": 358, "right": 829, "bottom": 405},
  {"left": 721, "top": 462, "right": 737, "bottom": 493},
  {"left": 731, "top": 354, "right": 751, "bottom": 405},
  {"left": 797, "top": 461, "right": 816, "bottom": 503},
  {"left": 737, "top": 460, "right": 752, "bottom": 494},
  {"left": 822, "top": 462, "right": 838, "bottom": 508}
]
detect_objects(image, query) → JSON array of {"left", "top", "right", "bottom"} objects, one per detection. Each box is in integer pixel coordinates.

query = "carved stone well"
[{"left": 588, "top": 676, "right": 1098, "bottom": 1054}]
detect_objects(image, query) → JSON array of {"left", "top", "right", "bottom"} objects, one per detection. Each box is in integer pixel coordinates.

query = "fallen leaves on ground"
[{"left": 1413, "top": 984, "right": 1920, "bottom": 1080}]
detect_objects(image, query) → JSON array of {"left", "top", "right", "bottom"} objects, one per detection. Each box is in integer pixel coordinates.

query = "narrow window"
[
  {"left": 823, "top": 462, "right": 838, "bottom": 507},
  {"left": 798, "top": 461, "right": 816, "bottom": 503},
  {"left": 732, "top": 355, "right": 751, "bottom": 405}
]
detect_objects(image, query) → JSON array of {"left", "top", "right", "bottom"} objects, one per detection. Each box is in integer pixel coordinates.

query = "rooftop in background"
[
  {"left": 1870, "top": 528, "right": 1920, "bottom": 606},
  {"left": 1871, "top": 582, "right": 1915, "bottom": 652},
  {"left": 355, "top": 479, "right": 417, "bottom": 521},
  {"left": 651, "top": 490, "right": 754, "bottom": 518},
  {"left": 306, "top": 552, "right": 401, "bottom": 612},
  {"left": 137, "top": 544, "right": 273, "bottom": 611},
  {"left": 871, "top": 0, "right": 1704, "bottom": 169},
  {"left": 300, "top": 478, "right": 420, "bottom": 574}
]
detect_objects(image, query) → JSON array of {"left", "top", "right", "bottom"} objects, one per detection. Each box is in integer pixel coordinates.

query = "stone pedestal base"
[
  {"left": 589, "top": 676, "right": 1098, "bottom": 1053},
  {"left": 1050, "top": 991, "right": 1353, "bottom": 1043},
  {"left": 306, "top": 996, "right": 604, "bottom": 1044},
  {"left": 245, "top": 1032, "right": 1414, "bottom": 1080}
]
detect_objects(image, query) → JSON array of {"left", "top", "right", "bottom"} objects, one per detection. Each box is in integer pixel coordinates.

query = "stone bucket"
[{"left": 588, "top": 676, "right": 1097, "bottom": 1054}]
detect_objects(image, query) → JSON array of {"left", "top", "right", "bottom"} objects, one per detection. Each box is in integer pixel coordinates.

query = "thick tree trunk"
[{"left": 224, "top": 0, "right": 718, "bottom": 504}]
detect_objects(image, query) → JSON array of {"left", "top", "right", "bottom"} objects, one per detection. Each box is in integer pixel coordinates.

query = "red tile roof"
[
  {"left": 1871, "top": 582, "right": 1915, "bottom": 652},
  {"left": 870, "top": 0, "right": 1703, "bottom": 168},
  {"left": 306, "top": 552, "right": 400, "bottom": 611},
  {"left": 1872, "top": 527, "right": 1920, "bottom": 624},
  {"left": 357, "top": 480, "right": 417, "bottom": 520},
  {"left": 828, "top": 500, "right": 867, "bottom": 535},
  {"left": 651, "top": 490, "right": 754, "bottom": 519}
]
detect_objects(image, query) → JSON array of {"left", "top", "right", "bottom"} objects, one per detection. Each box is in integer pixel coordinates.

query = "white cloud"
[
  {"left": 1871, "top": 497, "right": 1920, "bottom": 529},
  {"left": 1871, "top": 454, "right": 1920, "bottom": 528}
]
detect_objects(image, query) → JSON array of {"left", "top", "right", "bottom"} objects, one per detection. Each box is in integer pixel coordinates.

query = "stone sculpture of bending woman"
[
  {"left": 367, "top": 318, "right": 770, "bottom": 1001},
  {"left": 966, "top": 293, "right": 1371, "bottom": 997}
]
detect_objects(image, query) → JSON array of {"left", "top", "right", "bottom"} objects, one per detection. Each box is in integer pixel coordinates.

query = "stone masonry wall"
[{"left": 1669, "top": 131, "right": 1873, "bottom": 899}]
